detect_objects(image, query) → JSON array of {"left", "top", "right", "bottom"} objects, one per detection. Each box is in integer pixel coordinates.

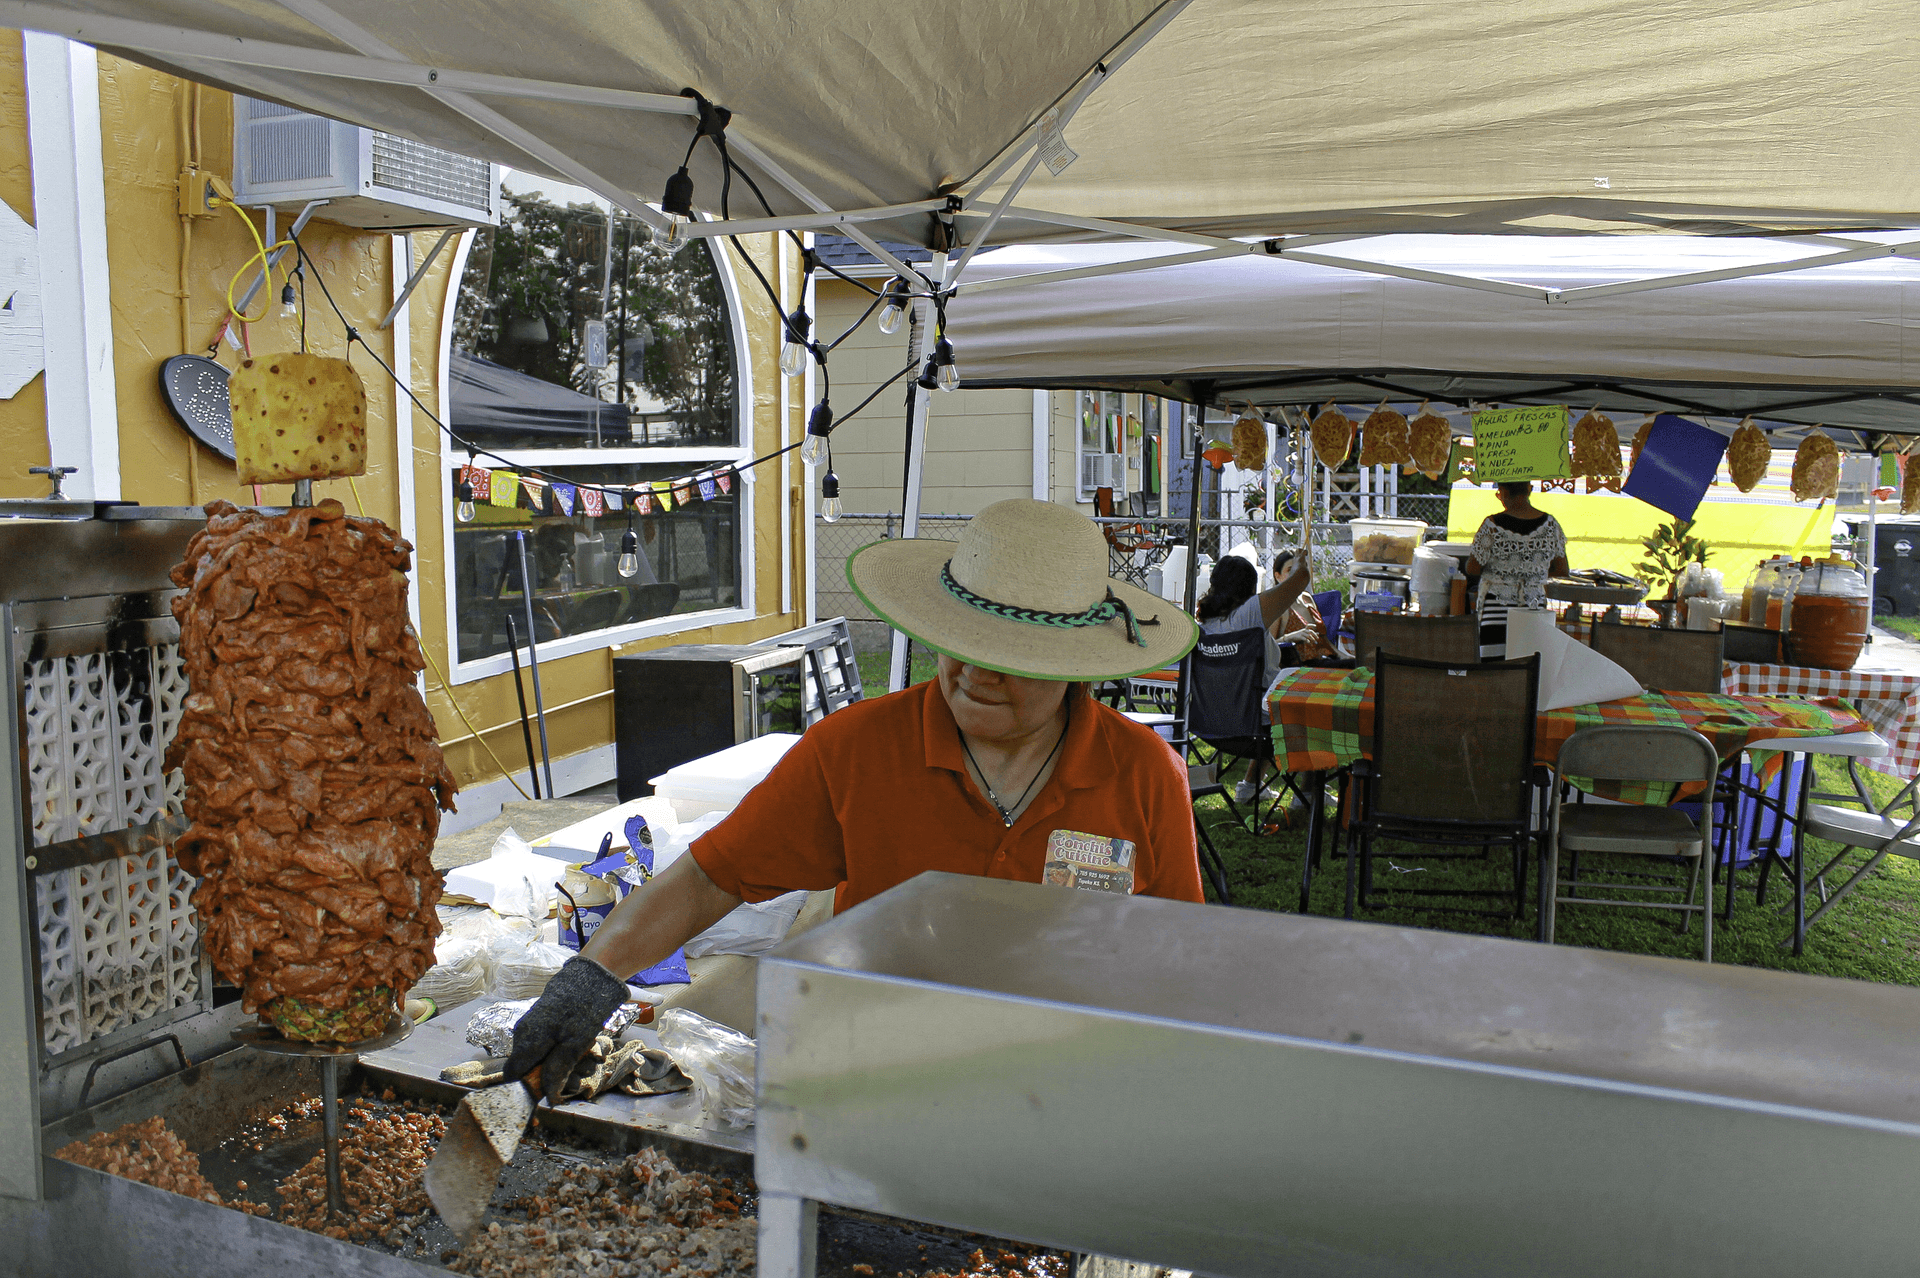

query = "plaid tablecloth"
[
  {"left": 1722, "top": 662, "right": 1920, "bottom": 779},
  {"left": 1269, "top": 666, "right": 1870, "bottom": 805}
]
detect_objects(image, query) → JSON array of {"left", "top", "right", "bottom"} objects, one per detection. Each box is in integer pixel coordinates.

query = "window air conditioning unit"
[
  {"left": 1081, "top": 452, "right": 1126, "bottom": 494},
  {"left": 231, "top": 97, "right": 500, "bottom": 230}
]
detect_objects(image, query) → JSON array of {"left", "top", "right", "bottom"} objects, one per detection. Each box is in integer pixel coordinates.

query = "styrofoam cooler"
[{"left": 649, "top": 732, "right": 802, "bottom": 820}]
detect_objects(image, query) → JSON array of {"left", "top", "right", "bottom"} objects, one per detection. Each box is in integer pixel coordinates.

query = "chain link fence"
[
  {"left": 815, "top": 496, "right": 1461, "bottom": 649},
  {"left": 815, "top": 514, "right": 971, "bottom": 652}
]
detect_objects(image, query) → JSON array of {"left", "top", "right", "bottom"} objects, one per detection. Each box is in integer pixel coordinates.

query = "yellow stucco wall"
[{"left": 0, "top": 46, "right": 805, "bottom": 801}]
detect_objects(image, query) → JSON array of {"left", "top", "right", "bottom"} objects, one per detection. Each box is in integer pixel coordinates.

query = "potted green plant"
[{"left": 1636, "top": 518, "right": 1710, "bottom": 626}]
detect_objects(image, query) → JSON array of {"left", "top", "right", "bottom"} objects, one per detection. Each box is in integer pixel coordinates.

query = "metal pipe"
[
  {"left": 513, "top": 530, "right": 555, "bottom": 796},
  {"left": 291, "top": 479, "right": 312, "bottom": 507},
  {"left": 502, "top": 611, "right": 542, "bottom": 799},
  {"left": 321, "top": 1055, "right": 344, "bottom": 1219},
  {"left": 1172, "top": 382, "right": 1213, "bottom": 750},
  {"left": 888, "top": 251, "right": 948, "bottom": 691}
]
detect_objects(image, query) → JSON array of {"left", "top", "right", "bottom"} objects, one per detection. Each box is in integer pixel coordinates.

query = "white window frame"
[{"left": 436, "top": 227, "right": 758, "bottom": 685}]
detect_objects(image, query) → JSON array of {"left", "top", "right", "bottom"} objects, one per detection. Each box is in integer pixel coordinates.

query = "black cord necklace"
[{"left": 957, "top": 701, "right": 1071, "bottom": 829}]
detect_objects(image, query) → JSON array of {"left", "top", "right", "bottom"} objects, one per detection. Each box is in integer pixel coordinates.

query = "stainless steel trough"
[{"left": 755, "top": 873, "right": 1920, "bottom": 1278}]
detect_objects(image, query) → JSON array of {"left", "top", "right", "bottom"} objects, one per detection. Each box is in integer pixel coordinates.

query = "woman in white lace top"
[{"left": 1466, "top": 482, "right": 1569, "bottom": 657}]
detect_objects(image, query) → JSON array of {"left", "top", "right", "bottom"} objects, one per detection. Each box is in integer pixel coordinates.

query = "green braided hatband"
[{"left": 940, "top": 560, "right": 1159, "bottom": 647}]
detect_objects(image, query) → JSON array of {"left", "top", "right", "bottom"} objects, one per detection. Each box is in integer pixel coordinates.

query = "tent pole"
[
  {"left": 888, "top": 250, "right": 950, "bottom": 691},
  {"left": 1173, "top": 381, "right": 1214, "bottom": 752}
]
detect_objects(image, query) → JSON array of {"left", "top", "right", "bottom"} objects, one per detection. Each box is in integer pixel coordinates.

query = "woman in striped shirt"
[{"left": 1466, "top": 482, "right": 1569, "bottom": 657}]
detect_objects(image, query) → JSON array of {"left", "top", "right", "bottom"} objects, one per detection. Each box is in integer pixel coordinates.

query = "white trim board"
[
  {"left": 438, "top": 742, "right": 616, "bottom": 835},
  {"left": 25, "top": 32, "right": 116, "bottom": 500}
]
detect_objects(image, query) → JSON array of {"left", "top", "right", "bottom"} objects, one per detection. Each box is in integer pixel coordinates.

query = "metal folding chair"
[
  {"left": 1545, "top": 725, "right": 1719, "bottom": 961},
  {"left": 1797, "top": 765, "right": 1920, "bottom": 941}
]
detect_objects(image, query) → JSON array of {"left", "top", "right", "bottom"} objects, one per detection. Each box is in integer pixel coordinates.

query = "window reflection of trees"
[{"left": 453, "top": 192, "right": 737, "bottom": 446}]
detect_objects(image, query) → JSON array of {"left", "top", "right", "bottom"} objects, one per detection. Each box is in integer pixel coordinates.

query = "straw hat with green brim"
[{"left": 847, "top": 498, "right": 1198, "bottom": 681}]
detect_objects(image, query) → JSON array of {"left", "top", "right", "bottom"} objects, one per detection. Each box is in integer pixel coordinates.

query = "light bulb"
[
  {"left": 781, "top": 339, "right": 807, "bottom": 378},
  {"left": 801, "top": 401, "right": 832, "bottom": 467},
  {"left": 820, "top": 471, "right": 842, "bottom": 523},
  {"left": 278, "top": 281, "right": 297, "bottom": 319},
  {"left": 659, "top": 166, "right": 694, "bottom": 245},
  {"left": 780, "top": 308, "right": 812, "bottom": 378},
  {"left": 617, "top": 528, "right": 640, "bottom": 578},
  {"left": 933, "top": 337, "right": 960, "bottom": 392},
  {"left": 877, "top": 277, "right": 909, "bottom": 335},
  {"left": 455, "top": 478, "right": 476, "bottom": 523}
]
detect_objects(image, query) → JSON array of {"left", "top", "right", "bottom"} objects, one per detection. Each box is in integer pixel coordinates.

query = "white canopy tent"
[
  {"left": 6, "top": 0, "right": 1920, "bottom": 285},
  {"left": 948, "top": 236, "right": 1920, "bottom": 446},
  {"left": 10, "top": 0, "right": 1919, "bottom": 686}
]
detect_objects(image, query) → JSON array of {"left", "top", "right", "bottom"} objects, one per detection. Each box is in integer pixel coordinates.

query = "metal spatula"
[{"left": 424, "top": 1064, "right": 542, "bottom": 1242}]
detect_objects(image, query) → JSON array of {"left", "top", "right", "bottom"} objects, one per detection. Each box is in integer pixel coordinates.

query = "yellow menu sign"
[{"left": 1470, "top": 406, "right": 1570, "bottom": 482}]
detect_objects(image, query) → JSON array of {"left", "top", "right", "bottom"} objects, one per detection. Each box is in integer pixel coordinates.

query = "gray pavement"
[{"left": 1861, "top": 624, "right": 1920, "bottom": 674}]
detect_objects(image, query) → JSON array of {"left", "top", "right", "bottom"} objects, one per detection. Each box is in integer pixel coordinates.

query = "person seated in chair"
[{"left": 1195, "top": 552, "right": 1313, "bottom": 689}]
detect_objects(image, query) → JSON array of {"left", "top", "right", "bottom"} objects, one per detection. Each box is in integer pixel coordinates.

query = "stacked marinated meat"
[{"left": 167, "top": 498, "right": 457, "bottom": 1027}]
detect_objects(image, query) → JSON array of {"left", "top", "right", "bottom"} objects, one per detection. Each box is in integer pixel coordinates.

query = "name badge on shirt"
[{"left": 1043, "top": 830, "right": 1137, "bottom": 895}]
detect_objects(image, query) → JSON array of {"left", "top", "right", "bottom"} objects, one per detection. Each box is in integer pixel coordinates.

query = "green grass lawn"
[
  {"left": 1876, "top": 614, "right": 1920, "bottom": 644},
  {"left": 855, "top": 648, "right": 940, "bottom": 694},
  {"left": 1198, "top": 754, "right": 1920, "bottom": 987}
]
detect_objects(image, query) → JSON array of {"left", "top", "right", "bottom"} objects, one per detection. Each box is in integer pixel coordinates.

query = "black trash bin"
[{"left": 1845, "top": 516, "right": 1920, "bottom": 616}]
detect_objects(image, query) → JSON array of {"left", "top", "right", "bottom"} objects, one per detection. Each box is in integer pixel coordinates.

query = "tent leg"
[
  {"left": 888, "top": 251, "right": 950, "bottom": 692},
  {"left": 1172, "top": 381, "right": 1214, "bottom": 750}
]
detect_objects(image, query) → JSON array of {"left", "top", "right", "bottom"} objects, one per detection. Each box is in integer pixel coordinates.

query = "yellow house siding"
[
  {"left": 816, "top": 276, "right": 1036, "bottom": 516},
  {"left": 0, "top": 31, "right": 49, "bottom": 495},
  {"left": 0, "top": 47, "right": 809, "bottom": 809}
]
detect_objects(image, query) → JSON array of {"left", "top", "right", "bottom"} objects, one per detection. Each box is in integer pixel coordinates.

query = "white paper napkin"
[{"left": 1504, "top": 609, "right": 1643, "bottom": 710}]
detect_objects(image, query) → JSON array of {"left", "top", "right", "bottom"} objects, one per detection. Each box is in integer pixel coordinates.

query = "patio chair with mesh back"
[
  {"left": 1094, "top": 486, "right": 1169, "bottom": 587},
  {"left": 1346, "top": 652, "right": 1543, "bottom": 920},
  {"left": 1590, "top": 619, "right": 1724, "bottom": 692},
  {"left": 1353, "top": 611, "right": 1481, "bottom": 669},
  {"left": 1545, "top": 725, "right": 1719, "bottom": 961}
]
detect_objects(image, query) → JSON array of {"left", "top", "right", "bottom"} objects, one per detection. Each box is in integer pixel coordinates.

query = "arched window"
[{"left": 442, "top": 178, "right": 752, "bottom": 674}]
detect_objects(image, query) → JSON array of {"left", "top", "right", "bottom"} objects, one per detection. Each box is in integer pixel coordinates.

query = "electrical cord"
[
  {"left": 288, "top": 232, "right": 885, "bottom": 500},
  {"left": 217, "top": 198, "right": 293, "bottom": 324}
]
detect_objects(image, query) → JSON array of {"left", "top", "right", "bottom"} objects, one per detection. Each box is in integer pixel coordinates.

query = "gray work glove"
[{"left": 504, "top": 955, "right": 629, "bottom": 1106}]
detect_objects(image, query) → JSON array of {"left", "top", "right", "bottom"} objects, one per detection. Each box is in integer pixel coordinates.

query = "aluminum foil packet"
[{"left": 465, "top": 996, "right": 643, "bottom": 1056}]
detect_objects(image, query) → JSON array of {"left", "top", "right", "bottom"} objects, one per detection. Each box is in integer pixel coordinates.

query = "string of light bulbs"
[
  {"left": 654, "top": 89, "right": 967, "bottom": 521},
  {"left": 288, "top": 232, "right": 913, "bottom": 561}
]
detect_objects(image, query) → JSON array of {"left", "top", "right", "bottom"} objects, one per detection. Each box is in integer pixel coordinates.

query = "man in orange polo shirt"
[{"left": 506, "top": 499, "right": 1205, "bottom": 1102}]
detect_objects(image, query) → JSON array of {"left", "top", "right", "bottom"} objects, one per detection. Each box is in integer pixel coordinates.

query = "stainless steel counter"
[{"left": 756, "top": 873, "right": 1920, "bottom": 1277}]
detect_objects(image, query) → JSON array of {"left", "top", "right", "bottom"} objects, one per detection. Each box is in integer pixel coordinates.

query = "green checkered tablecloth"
[{"left": 1270, "top": 666, "right": 1869, "bottom": 805}]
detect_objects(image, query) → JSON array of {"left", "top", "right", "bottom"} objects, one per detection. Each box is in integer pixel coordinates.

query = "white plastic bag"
[
  {"left": 442, "top": 828, "right": 558, "bottom": 922},
  {"left": 683, "top": 891, "right": 808, "bottom": 958},
  {"left": 485, "top": 936, "right": 575, "bottom": 999},
  {"left": 655, "top": 1008, "right": 756, "bottom": 1130},
  {"left": 436, "top": 903, "right": 538, "bottom": 948},
  {"left": 648, "top": 810, "right": 729, "bottom": 874},
  {"left": 410, "top": 935, "right": 489, "bottom": 1007}
]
